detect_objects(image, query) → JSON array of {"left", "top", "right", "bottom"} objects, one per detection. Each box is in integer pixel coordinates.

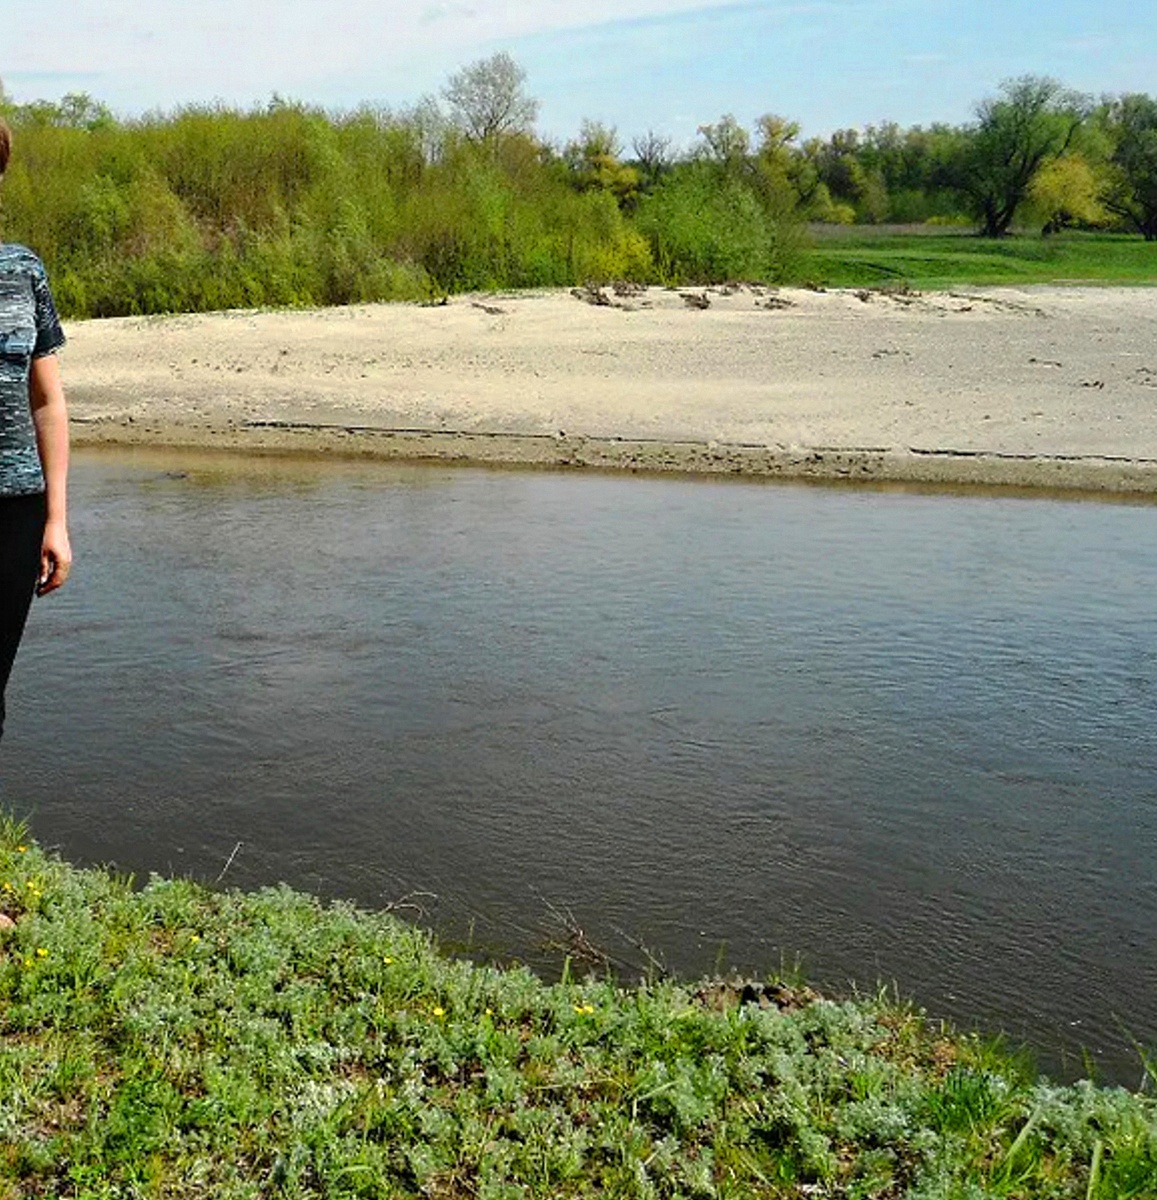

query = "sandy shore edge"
[
  {"left": 69, "top": 416, "right": 1157, "bottom": 494},
  {"left": 63, "top": 285, "right": 1157, "bottom": 494}
]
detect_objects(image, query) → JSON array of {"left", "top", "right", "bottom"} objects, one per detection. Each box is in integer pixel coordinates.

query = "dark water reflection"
[{"left": 5, "top": 449, "right": 1156, "bottom": 1084}]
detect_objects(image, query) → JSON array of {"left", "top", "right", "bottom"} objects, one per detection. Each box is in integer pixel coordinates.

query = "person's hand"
[{"left": 37, "top": 519, "right": 71, "bottom": 596}]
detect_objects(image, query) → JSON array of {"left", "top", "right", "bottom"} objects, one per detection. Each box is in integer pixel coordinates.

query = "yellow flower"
[
  {"left": 484, "top": 1007, "right": 493, "bottom": 1016},
  {"left": 383, "top": 956, "right": 394, "bottom": 965},
  {"left": 22, "top": 957, "right": 33, "bottom": 969},
  {"left": 16, "top": 846, "right": 27, "bottom": 853},
  {"left": 189, "top": 934, "right": 201, "bottom": 944},
  {"left": 35, "top": 947, "right": 48, "bottom": 958},
  {"left": 432, "top": 1006, "right": 445, "bottom": 1018}
]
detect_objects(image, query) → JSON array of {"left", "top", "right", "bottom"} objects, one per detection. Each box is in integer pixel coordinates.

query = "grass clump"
[{"left": 1, "top": 814, "right": 1154, "bottom": 1198}]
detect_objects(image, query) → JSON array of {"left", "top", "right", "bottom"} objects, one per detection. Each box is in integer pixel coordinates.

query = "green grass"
[
  {"left": 1, "top": 813, "right": 1155, "bottom": 1199},
  {"left": 801, "top": 228, "right": 1157, "bottom": 291}
]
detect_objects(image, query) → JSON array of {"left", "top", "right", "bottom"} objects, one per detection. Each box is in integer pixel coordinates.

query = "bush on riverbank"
[
  {"left": 1, "top": 815, "right": 1154, "bottom": 1198},
  {"left": 0, "top": 98, "right": 800, "bottom": 317}
]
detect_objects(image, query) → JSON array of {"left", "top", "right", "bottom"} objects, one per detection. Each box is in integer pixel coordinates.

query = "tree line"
[
  {"left": 1, "top": 58, "right": 1155, "bottom": 318},
  {"left": 790, "top": 78, "right": 1157, "bottom": 240}
]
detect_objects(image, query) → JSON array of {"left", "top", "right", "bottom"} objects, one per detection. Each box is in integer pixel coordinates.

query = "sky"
[{"left": 1, "top": 0, "right": 1152, "bottom": 148}]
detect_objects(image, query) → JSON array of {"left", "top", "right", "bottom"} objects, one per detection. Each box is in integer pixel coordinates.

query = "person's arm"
[{"left": 29, "top": 352, "right": 71, "bottom": 595}]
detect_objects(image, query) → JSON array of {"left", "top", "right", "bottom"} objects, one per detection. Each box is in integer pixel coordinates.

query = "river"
[{"left": 5, "top": 448, "right": 1155, "bottom": 1084}]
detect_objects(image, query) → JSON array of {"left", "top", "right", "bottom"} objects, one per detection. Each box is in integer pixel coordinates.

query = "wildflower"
[
  {"left": 189, "top": 934, "right": 201, "bottom": 944},
  {"left": 432, "top": 1006, "right": 445, "bottom": 1018},
  {"left": 35, "top": 947, "right": 47, "bottom": 958},
  {"left": 384, "top": 956, "right": 394, "bottom": 965},
  {"left": 484, "top": 1007, "right": 493, "bottom": 1016},
  {"left": 573, "top": 1003, "right": 596, "bottom": 1015},
  {"left": 16, "top": 846, "right": 26, "bottom": 853},
  {"left": 22, "top": 957, "right": 33, "bottom": 969}
]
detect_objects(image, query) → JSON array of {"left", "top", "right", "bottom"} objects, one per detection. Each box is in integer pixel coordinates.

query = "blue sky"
[{"left": 2, "top": 0, "right": 1151, "bottom": 148}]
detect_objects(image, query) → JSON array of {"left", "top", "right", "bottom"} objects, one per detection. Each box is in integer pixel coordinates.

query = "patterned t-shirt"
[{"left": 0, "top": 244, "right": 66, "bottom": 497}]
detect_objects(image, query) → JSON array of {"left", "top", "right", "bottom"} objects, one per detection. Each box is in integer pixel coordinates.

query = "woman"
[{"left": 0, "top": 116, "right": 71, "bottom": 744}]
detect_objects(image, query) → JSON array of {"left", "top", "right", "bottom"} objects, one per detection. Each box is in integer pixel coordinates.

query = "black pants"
[{"left": 0, "top": 492, "right": 45, "bottom": 742}]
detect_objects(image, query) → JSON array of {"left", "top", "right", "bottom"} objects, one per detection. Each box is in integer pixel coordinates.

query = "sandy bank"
[{"left": 63, "top": 284, "right": 1157, "bottom": 492}]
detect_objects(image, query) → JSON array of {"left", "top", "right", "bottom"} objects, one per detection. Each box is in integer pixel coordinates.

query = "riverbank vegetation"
[
  {"left": 2, "top": 817, "right": 1155, "bottom": 1198},
  {"left": 2, "top": 63, "right": 1157, "bottom": 315}
]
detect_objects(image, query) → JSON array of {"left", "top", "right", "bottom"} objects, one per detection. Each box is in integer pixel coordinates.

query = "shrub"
[{"left": 636, "top": 163, "right": 800, "bottom": 282}]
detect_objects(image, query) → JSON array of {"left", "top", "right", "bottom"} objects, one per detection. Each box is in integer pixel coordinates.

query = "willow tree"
[{"left": 954, "top": 76, "right": 1088, "bottom": 237}]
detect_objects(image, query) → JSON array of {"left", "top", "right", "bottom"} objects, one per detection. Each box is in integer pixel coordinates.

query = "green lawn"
[
  {"left": 801, "top": 228, "right": 1157, "bottom": 291},
  {"left": 1, "top": 816, "right": 1155, "bottom": 1198}
]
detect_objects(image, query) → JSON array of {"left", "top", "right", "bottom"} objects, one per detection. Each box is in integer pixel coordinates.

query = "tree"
[
  {"left": 630, "top": 130, "right": 673, "bottom": 190},
  {"left": 695, "top": 115, "right": 750, "bottom": 175},
  {"left": 810, "top": 129, "right": 865, "bottom": 204},
  {"left": 442, "top": 52, "right": 539, "bottom": 143},
  {"left": 753, "top": 115, "right": 816, "bottom": 218},
  {"left": 953, "top": 76, "right": 1087, "bottom": 237},
  {"left": 1026, "top": 153, "right": 1106, "bottom": 234},
  {"left": 564, "top": 121, "right": 639, "bottom": 208},
  {"left": 1102, "top": 93, "right": 1157, "bottom": 240},
  {"left": 10, "top": 91, "right": 114, "bottom": 130}
]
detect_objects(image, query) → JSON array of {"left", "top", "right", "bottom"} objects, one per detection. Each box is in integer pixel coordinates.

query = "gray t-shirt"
[{"left": 0, "top": 244, "right": 66, "bottom": 496}]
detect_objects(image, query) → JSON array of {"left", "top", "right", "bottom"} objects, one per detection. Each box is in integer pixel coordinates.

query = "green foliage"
[
  {"left": 1103, "top": 94, "right": 1157, "bottom": 240},
  {"left": 635, "top": 115, "right": 807, "bottom": 283},
  {"left": 0, "top": 93, "right": 652, "bottom": 317},
  {"left": 636, "top": 165, "right": 778, "bottom": 281},
  {"left": 804, "top": 227, "right": 1157, "bottom": 290},
  {"left": 695, "top": 114, "right": 752, "bottom": 174},
  {"left": 1026, "top": 153, "right": 1108, "bottom": 235},
  {"left": 563, "top": 121, "right": 641, "bottom": 210},
  {"left": 793, "top": 122, "right": 962, "bottom": 225},
  {"left": 949, "top": 76, "right": 1089, "bottom": 238},
  {"left": 1, "top": 71, "right": 1156, "bottom": 317},
  {"left": 7, "top": 91, "right": 115, "bottom": 131},
  {"left": 805, "top": 128, "right": 870, "bottom": 212},
  {"left": 397, "top": 136, "right": 651, "bottom": 290},
  {"left": 0, "top": 823, "right": 1154, "bottom": 1198}
]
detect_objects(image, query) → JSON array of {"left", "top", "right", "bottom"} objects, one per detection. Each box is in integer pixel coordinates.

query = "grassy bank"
[
  {"left": 1, "top": 817, "right": 1154, "bottom": 1199},
  {"left": 804, "top": 228, "right": 1157, "bottom": 291}
]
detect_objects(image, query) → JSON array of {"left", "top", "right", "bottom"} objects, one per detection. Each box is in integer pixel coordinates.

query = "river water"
[{"left": 5, "top": 449, "right": 1156, "bottom": 1083}]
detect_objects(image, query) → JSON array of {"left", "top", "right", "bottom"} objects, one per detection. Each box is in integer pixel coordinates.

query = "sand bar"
[{"left": 63, "top": 284, "right": 1157, "bottom": 493}]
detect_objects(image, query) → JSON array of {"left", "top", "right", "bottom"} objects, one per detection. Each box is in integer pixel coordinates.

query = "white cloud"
[{"left": 2, "top": 0, "right": 753, "bottom": 108}]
